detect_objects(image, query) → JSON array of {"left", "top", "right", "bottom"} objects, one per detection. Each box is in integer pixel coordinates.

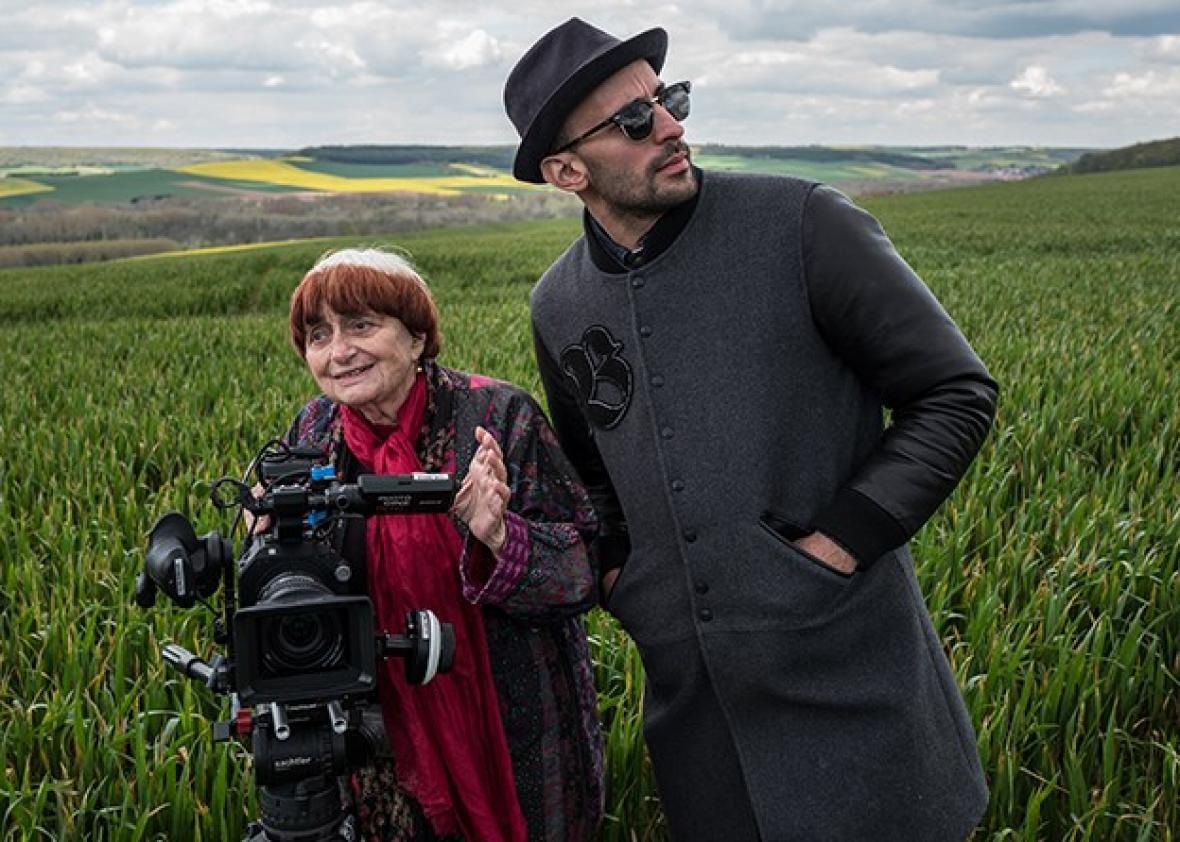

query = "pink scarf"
[{"left": 341, "top": 373, "right": 526, "bottom": 841}]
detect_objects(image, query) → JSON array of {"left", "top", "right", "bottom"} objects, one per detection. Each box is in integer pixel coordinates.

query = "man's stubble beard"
[{"left": 586, "top": 141, "right": 698, "bottom": 221}]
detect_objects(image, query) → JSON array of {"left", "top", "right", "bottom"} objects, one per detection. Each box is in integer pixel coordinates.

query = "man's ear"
[{"left": 539, "top": 152, "right": 589, "bottom": 194}]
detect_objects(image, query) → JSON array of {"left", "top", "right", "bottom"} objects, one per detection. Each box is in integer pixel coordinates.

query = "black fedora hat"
[{"left": 504, "top": 18, "right": 667, "bottom": 184}]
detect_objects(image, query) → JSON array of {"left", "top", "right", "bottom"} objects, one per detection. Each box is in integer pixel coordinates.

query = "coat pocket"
[
  {"left": 602, "top": 560, "right": 631, "bottom": 611},
  {"left": 758, "top": 511, "right": 855, "bottom": 580}
]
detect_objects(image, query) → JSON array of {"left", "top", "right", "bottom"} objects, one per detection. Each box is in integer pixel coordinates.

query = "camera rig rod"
[
  {"left": 268, "top": 703, "right": 290, "bottom": 740},
  {"left": 162, "top": 643, "right": 233, "bottom": 694}
]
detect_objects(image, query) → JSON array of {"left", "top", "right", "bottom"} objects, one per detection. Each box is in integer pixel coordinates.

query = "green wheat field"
[{"left": 1, "top": 166, "right": 1177, "bottom": 841}]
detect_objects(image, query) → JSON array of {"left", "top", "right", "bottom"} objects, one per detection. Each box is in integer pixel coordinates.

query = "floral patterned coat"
[{"left": 285, "top": 361, "right": 604, "bottom": 842}]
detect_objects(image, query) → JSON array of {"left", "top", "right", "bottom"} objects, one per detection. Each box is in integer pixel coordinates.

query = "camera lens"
[
  {"left": 280, "top": 613, "right": 318, "bottom": 649},
  {"left": 256, "top": 574, "right": 348, "bottom": 676},
  {"left": 268, "top": 608, "right": 343, "bottom": 671}
]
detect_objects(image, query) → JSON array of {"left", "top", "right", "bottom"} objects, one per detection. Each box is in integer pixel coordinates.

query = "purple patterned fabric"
[{"left": 460, "top": 510, "right": 529, "bottom": 604}]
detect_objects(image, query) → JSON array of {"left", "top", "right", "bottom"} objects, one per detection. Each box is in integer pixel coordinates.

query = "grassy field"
[{"left": 0, "top": 166, "right": 1177, "bottom": 841}]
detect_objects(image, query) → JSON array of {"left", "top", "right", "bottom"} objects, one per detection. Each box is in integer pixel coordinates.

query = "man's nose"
[{"left": 650, "top": 101, "right": 685, "bottom": 144}]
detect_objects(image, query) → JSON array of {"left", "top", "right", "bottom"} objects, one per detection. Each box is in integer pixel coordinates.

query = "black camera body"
[{"left": 136, "top": 443, "right": 458, "bottom": 841}]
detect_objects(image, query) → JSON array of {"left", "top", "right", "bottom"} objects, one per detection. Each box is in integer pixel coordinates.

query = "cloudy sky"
[{"left": 2, "top": 0, "right": 1178, "bottom": 150}]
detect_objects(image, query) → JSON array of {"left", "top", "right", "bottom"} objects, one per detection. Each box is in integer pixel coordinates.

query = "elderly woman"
[{"left": 281, "top": 248, "right": 602, "bottom": 842}]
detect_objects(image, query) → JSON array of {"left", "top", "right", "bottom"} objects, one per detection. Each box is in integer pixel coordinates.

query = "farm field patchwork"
[
  {"left": 177, "top": 158, "right": 531, "bottom": 196},
  {"left": 0, "top": 168, "right": 307, "bottom": 206},
  {"left": 1, "top": 145, "right": 1089, "bottom": 208},
  {"left": 0, "top": 167, "right": 1176, "bottom": 841},
  {"left": 0, "top": 157, "right": 535, "bottom": 206},
  {"left": 289, "top": 160, "right": 460, "bottom": 178}
]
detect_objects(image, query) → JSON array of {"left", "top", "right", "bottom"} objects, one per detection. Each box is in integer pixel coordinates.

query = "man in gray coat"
[{"left": 504, "top": 18, "right": 996, "bottom": 841}]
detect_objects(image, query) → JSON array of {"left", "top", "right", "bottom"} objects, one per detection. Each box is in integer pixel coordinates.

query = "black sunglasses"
[{"left": 553, "top": 81, "right": 692, "bottom": 154}]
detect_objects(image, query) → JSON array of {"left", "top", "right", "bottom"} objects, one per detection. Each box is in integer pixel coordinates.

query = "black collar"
[{"left": 584, "top": 167, "right": 703, "bottom": 274}]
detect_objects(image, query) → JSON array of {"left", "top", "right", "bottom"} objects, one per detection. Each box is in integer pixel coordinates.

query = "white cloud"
[
  {"left": 708, "top": 0, "right": 1180, "bottom": 40},
  {"left": 95, "top": 3, "right": 309, "bottom": 71},
  {"left": 1072, "top": 99, "right": 1115, "bottom": 113},
  {"left": 731, "top": 50, "right": 807, "bottom": 68},
  {"left": 1104, "top": 68, "right": 1180, "bottom": 97},
  {"left": 895, "top": 98, "right": 938, "bottom": 118},
  {"left": 422, "top": 28, "right": 504, "bottom": 71},
  {"left": 1010, "top": 65, "right": 1066, "bottom": 96},
  {"left": 0, "top": 1, "right": 1176, "bottom": 148},
  {"left": 54, "top": 104, "right": 139, "bottom": 125},
  {"left": 1143, "top": 34, "right": 1180, "bottom": 62},
  {"left": 293, "top": 39, "right": 367, "bottom": 73},
  {"left": 878, "top": 65, "right": 941, "bottom": 91},
  {"left": 962, "top": 86, "right": 1009, "bottom": 111},
  {"left": 1, "top": 83, "right": 49, "bottom": 105}
]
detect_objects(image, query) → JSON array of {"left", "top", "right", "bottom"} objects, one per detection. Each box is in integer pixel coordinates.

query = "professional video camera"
[{"left": 134, "top": 440, "right": 458, "bottom": 841}]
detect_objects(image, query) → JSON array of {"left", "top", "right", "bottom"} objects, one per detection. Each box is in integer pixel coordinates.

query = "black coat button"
[
  {"left": 651, "top": 375, "right": 665, "bottom": 387},
  {"left": 684, "top": 529, "right": 698, "bottom": 543},
  {"left": 671, "top": 479, "right": 685, "bottom": 492},
  {"left": 639, "top": 325, "right": 652, "bottom": 338},
  {"left": 699, "top": 608, "right": 713, "bottom": 622},
  {"left": 661, "top": 427, "right": 674, "bottom": 439},
  {"left": 695, "top": 582, "right": 709, "bottom": 595},
  {"left": 631, "top": 276, "right": 645, "bottom": 289}
]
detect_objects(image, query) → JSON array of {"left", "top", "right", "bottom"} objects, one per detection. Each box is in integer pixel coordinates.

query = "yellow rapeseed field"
[
  {"left": 0, "top": 176, "right": 54, "bottom": 198},
  {"left": 177, "top": 158, "right": 524, "bottom": 196}
]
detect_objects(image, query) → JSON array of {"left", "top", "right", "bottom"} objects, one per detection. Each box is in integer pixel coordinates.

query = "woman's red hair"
[{"left": 289, "top": 249, "right": 441, "bottom": 359}]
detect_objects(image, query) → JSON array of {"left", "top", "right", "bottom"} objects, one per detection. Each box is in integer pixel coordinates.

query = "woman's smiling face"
[{"left": 304, "top": 308, "right": 425, "bottom": 424}]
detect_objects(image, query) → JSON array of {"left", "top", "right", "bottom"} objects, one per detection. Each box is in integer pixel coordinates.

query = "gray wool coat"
[{"left": 530, "top": 171, "right": 996, "bottom": 841}]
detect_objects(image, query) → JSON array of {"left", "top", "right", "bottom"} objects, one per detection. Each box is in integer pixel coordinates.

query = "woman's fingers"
[
  {"left": 244, "top": 482, "right": 272, "bottom": 534},
  {"left": 475, "top": 425, "right": 505, "bottom": 456},
  {"left": 452, "top": 473, "right": 473, "bottom": 513},
  {"left": 454, "top": 429, "right": 510, "bottom": 552},
  {"left": 474, "top": 433, "right": 508, "bottom": 485}
]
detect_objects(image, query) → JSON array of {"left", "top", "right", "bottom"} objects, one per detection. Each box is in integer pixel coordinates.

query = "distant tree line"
[
  {"left": 0, "top": 190, "right": 578, "bottom": 267},
  {"left": 1066, "top": 137, "right": 1180, "bottom": 174}
]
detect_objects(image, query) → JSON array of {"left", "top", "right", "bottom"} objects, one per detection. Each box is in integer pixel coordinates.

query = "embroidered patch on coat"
[{"left": 560, "top": 325, "right": 633, "bottom": 430}]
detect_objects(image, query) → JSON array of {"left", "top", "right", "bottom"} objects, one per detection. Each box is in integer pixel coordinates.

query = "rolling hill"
[
  {"left": 0, "top": 144, "right": 1093, "bottom": 207},
  {"left": 1064, "top": 136, "right": 1180, "bottom": 174}
]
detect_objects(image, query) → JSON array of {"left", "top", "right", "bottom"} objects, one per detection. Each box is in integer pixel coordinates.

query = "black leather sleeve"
[
  {"left": 532, "top": 319, "right": 632, "bottom": 577},
  {"left": 803, "top": 184, "right": 999, "bottom": 566}
]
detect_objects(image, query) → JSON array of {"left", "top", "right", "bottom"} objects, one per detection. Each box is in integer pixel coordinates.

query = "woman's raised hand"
[{"left": 452, "top": 426, "right": 510, "bottom": 554}]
